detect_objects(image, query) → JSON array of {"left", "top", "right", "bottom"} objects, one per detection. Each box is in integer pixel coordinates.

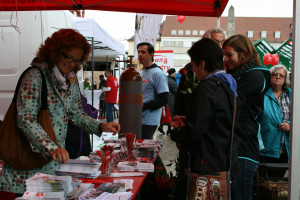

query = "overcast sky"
[{"left": 85, "top": 0, "right": 293, "bottom": 43}]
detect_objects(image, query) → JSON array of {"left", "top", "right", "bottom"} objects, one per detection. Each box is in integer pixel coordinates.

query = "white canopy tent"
[
  {"left": 74, "top": 17, "right": 125, "bottom": 111},
  {"left": 74, "top": 17, "right": 125, "bottom": 59}
]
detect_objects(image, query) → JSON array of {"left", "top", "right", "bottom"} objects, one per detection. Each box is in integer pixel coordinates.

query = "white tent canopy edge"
[{"left": 74, "top": 17, "right": 125, "bottom": 58}]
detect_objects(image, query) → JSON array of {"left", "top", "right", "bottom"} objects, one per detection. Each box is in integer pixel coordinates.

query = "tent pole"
[
  {"left": 106, "top": 55, "right": 109, "bottom": 71},
  {"left": 217, "top": 17, "right": 220, "bottom": 28},
  {"left": 91, "top": 37, "right": 95, "bottom": 107},
  {"left": 91, "top": 36, "right": 95, "bottom": 149},
  {"left": 289, "top": 0, "right": 300, "bottom": 199}
]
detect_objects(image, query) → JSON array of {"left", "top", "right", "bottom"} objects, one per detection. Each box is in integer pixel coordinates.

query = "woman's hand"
[
  {"left": 278, "top": 122, "right": 290, "bottom": 131},
  {"left": 50, "top": 148, "right": 69, "bottom": 163},
  {"left": 101, "top": 122, "right": 120, "bottom": 135}
]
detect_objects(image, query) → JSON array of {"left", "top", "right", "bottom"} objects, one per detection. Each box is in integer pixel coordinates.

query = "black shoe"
[
  {"left": 167, "top": 129, "right": 172, "bottom": 135},
  {"left": 158, "top": 126, "right": 165, "bottom": 134}
]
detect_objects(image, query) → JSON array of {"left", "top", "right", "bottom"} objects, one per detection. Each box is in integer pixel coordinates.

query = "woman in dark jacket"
[
  {"left": 171, "top": 38, "right": 238, "bottom": 199},
  {"left": 223, "top": 34, "right": 271, "bottom": 200}
]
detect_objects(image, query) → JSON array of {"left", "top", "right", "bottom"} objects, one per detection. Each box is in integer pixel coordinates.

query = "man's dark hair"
[
  {"left": 137, "top": 42, "right": 155, "bottom": 62},
  {"left": 187, "top": 38, "right": 224, "bottom": 73},
  {"left": 99, "top": 75, "right": 104, "bottom": 78},
  {"left": 105, "top": 69, "right": 112, "bottom": 74}
]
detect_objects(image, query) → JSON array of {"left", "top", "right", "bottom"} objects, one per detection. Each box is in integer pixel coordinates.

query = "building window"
[
  {"left": 290, "top": 24, "right": 293, "bottom": 28},
  {"left": 247, "top": 31, "right": 254, "bottom": 38},
  {"left": 170, "top": 41, "right": 176, "bottom": 47},
  {"left": 171, "top": 30, "right": 176, "bottom": 35},
  {"left": 274, "top": 31, "right": 281, "bottom": 39},
  {"left": 185, "top": 30, "right": 191, "bottom": 35},
  {"left": 199, "top": 30, "right": 205, "bottom": 36},
  {"left": 192, "top": 30, "right": 198, "bottom": 35},
  {"left": 178, "top": 30, "right": 184, "bottom": 35},
  {"left": 163, "top": 41, "right": 170, "bottom": 47},
  {"left": 176, "top": 41, "right": 183, "bottom": 47},
  {"left": 261, "top": 31, "right": 267, "bottom": 38}
]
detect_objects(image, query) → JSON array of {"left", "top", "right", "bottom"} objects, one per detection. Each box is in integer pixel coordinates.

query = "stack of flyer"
[
  {"left": 134, "top": 139, "right": 162, "bottom": 158},
  {"left": 117, "top": 161, "right": 154, "bottom": 172},
  {"left": 79, "top": 183, "right": 132, "bottom": 200},
  {"left": 17, "top": 173, "right": 73, "bottom": 199},
  {"left": 16, "top": 191, "right": 65, "bottom": 200},
  {"left": 55, "top": 159, "right": 101, "bottom": 179}
]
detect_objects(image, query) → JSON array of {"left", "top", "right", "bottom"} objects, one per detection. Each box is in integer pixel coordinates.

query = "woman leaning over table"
[
  {"left": 0, "top": 29, "right": 120, "bottom": 195},
  {"left": 260, "top": 64, "right": 291, "bottom": 177},
  {"left": 222, "top": 34, "right": 271, "bottom": 200}
]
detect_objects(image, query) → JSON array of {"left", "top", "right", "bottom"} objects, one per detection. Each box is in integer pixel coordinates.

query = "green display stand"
[{"left": 254, "top": 38, "right": 292, "bottom": 70}]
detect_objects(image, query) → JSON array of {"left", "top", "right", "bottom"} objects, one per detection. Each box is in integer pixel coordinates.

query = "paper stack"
[
  {"left": 16, "top": 191, "right": 65, "bottom": 200},
  {"left": 79, "top": 183, "right": 132, "bottom": 200},
  {"left": 55, "top": 159, "right": 101, "bottom": 179},
  {"left": 117, "top": 161, "right": 154, "bottom": 172},
  {"left": 24, "top": 173, "right": 72, "bottom": 196}
]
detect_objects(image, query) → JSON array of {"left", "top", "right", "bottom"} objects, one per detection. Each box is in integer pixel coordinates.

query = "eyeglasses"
[
  {"left": 271, "top": 73, "right": 285, "bottom": 79},
  {"left": 62, "top": 52, "right": 82, "bottom": 65}
]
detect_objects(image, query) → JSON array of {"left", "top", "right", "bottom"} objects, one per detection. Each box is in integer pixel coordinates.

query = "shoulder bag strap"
[
  {"left": 228, "top": 94, "right": 236, "bottom": 171},
  {"left": 13, "top": 66, "right": 48, "bottom": 110}
]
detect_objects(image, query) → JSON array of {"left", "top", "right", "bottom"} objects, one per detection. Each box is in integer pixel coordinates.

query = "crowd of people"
[{"left": 0, "top": 27, "right": 291, "bottom": 200}]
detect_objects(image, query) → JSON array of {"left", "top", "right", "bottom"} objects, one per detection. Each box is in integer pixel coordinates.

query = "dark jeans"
[
  {"left": 142, "top": 125, "right": 158, "bottom": 139},
  {"left": 99, "top": 100, "right": 105, "bottom": 116},
  {"left": 104, "top": 103, "right": 114, "bottom": 122},
  {"left": 231, "top": 158, "right": 258, "bottom": 200}
]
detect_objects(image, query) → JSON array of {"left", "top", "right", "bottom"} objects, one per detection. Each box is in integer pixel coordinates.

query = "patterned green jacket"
[{"left": 0, "top": 64, "right": 101, "bottom": 194}]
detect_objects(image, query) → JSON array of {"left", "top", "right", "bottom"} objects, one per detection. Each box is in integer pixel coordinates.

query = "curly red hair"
[{"left": 36, "top": 29, "right": 91, "bottom": 74}]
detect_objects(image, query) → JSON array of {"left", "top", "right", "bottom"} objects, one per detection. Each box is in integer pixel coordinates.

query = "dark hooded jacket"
[
  {"left": 230, "top": 62, "right": 271, "bottom": 162},
  {"left": 171, "top": 71, "right": 239, "bottom": 177}
]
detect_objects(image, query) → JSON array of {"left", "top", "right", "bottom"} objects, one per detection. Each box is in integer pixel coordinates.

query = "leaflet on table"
[
  {"left": 79, "top": 183, "right": 129, "bottom": 200},
  {"left": 25, "top": 173, "right": 73, "bottom": 195},
  {"left": 16, "top": 191, "right": 65, "bottom": 200},
  {"left": 109, "top": 172, "right": 145, "bottom": 177},
  {"left": 113, "top": 179, "right": 134, "bottom": 189},
  {"left": 55, "top": 159, "right": 101, "bottom": 179},
  {"left": 79, "top": 189, "right": 133, "bottom": 200},
  {"left": 117, "top": 161, "right": 154, "bottom": 172},
  {"left": 97, "top": 182, "right": 127, "bottom": 193}
]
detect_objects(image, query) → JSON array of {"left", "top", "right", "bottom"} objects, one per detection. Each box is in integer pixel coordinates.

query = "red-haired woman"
[{"left": 0, "top": 29, "right": 120, "bottom": 196}]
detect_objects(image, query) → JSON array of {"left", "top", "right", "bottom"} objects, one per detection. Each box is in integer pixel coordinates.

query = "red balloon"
[
  {"left": 271, "top": 54, "right": 280, "bottom": 65},
  {"left": 263, "top": 53, "right": 273, "bottom": 65},
  {"left": 177, "top": 15, "right": 186, "bottom": 23}
]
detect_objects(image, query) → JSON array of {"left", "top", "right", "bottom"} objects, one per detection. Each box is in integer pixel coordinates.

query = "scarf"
[
  {"left": 53, "top": 66, "right": 69, "bottom": 91},
  {"left": 52, "top": 66, "right": 76, "bottom": 91},
  {"left": 229, "top": 61, "right": 257, "bottom": 80}
]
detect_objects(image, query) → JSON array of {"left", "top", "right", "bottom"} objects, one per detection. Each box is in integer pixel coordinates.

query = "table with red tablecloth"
[{"left": 0, "top": 141, "right": 161, "bottom": 200}]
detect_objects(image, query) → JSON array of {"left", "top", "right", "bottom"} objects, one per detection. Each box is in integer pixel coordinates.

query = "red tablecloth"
[
  {"left": 82, "top": 150, "right": 160, "bottom": 199},
  {"left": 0, "top": 148, "right": 160, "bottom": 200},
  {"left": 82, "top": 169, "right": 148, "bottom": 200}
]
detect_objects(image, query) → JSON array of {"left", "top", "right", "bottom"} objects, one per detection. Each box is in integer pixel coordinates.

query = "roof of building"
[{"left": 161, "top": 15, "right": 292, "bottom": 43}]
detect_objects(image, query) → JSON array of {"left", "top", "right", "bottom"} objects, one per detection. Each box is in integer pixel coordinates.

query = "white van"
[{"left": 0, "top": 11, "right": 76, "bottom": 120}]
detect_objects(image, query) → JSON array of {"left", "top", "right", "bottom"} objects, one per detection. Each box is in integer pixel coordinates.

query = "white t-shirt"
[{"left": 141, "top": 64, "right": 169, "bottom": 125}]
